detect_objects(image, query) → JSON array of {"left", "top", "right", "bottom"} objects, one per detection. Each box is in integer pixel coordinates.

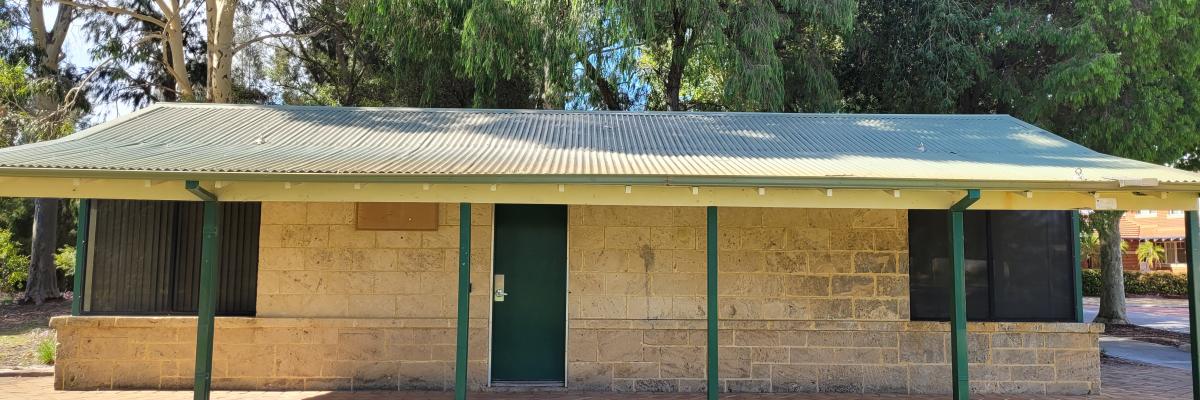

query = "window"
[
  {"left": 1169, "top": 210, "right": 1185, "bottom": 218},
  {"left": 1136, "top": 210, "right": 1157, "bottom": 217},
  {"left": 82, "top": 200, "right": 261, "bottom": 316},
  {"left": 908, "top": 210, "right": 1076, "bottom": 322}
]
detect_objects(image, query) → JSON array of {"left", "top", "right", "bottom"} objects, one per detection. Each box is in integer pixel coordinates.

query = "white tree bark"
[
  {"left": 22, "top": 0, "right": 76, "bottom": 304},
  {"left": 205, "top": 0, "right": 237, "bottom": 103}
]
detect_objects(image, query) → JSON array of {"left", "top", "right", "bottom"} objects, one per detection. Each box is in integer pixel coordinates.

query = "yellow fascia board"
[{"left": 1, "top": 176, "right": 1196, "bottom": 211}]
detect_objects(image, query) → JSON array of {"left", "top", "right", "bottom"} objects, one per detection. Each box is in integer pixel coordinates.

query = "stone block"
[
  {"left": 262, "top": 202, "right": 307, "bottom": 225},
  {"left": 742, "top": 227, "right": 786, "bottom": 251},
  {"left": 327, "top": 225, "right": 376, "bottom": 249},
  {"left": 862, "top": 365, "right": 908, "bottom": 393},
  {"left": 831, "top": 275, "right": 874, "bottom": 297},
  {"left": 306, "top": 203, "right": 354, "bottom": 225},
  {"left": 281, "top": 225, "right": 329, "bottom": 248},
  {"left": 854, "top": 252, "right": 897, "bottom": 273},
  {"left": 597, "top": 330, "right": 643, "bottom": 362},
  {"left": 771, "top": 364, "right": 819, "bottom": 393},
  {"left": 353, "top": 360, "right": 399, "bottom": 390},
  {"left": 785, "top": 228, "right": 830, "bottom": 250},
  {"left": 875, "top": 275, "right": 908, "bottom": 297},
  {"left": 651, "top": 227, "right": 696, "bottom": 250},
  {"left": 605, "top": 227, "right": 652, "bottom": 249},
  {"left": 1054, "top": 349, "right": 1099, "bottom": 381},
  {"left": 376, "top": 231, "right": 421, "bottom": 249},
  {"left": 568, "top": 362, "right": 613, "bottom": 390},
  {"left": 570, "top": 225, "right": 606, "bottom": 250},
  {"left": 396, "top": 361, "right": 449, "bottom": 390},
  {"left": 899, "top": 332, "right": 945, "bottom": 363},
  {"left": 764, "top": 251, "right": 806, "bottom": 273},
  {"left": 781, "top": 275, "right": 830, "bottom": 297},
  {"left": 719, "top": 208, "right": 764, "bottom": 227},
  {"left": 853, "top": 210, "right": 899, "bottom": 228},
  {"left": 613, "top": 362, "right": 658, "bottom": 379},
  {"left": 606, "top": 273, "right": 649, "bottom": 295},
  {"left": 830, "top": 229, "right": 875, "bottom": 251},
  {"left": 817, "top": 364, "right": 863, "bottom": 393},
  {"left": 854, "top": 299, "right": 900, "bottom": 320},
  {"left": 808, "top": 251, "right": 852, "bottom": 273}
]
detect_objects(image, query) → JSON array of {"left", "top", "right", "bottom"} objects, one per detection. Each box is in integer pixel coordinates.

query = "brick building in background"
[{"left": 1119, "top": 210, "right": 1189, "bottom": 272}]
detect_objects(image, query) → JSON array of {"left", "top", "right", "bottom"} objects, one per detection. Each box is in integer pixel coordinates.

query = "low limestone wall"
[
  {"left": 52, "top": 316, "right": 1100, "bottom": 394},
  {"left": 50, "top": 316, "right": 488, "bottom": 391},
  {"left": 569, "top": 320, "right": 1101, "bottom": 395}
]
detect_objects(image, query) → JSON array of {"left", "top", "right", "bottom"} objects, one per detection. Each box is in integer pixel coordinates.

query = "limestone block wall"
[
  {"left": 565, "top": 206, "right": 1099, "bottom": 395},
  {"left": 568, "top": 206, "right": 909, "bottom": 324},
  {"left": 52, "top": 203, "right": 1101, "bottom": 394},
  {"left": 256, "top": 202, "right": 493, "bottom": 320},
  {"left": 50, "top": 317, "right": 488, "bottom": 391},
  {"left": 566, "top": 320, "right": 1101, "bottom": 394}
]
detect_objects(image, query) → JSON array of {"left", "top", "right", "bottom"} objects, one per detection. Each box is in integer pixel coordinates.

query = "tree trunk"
[
  {"left": 20, "top": 198, "right": 60, "bottom": 304},
  {"left": 206, "top": 0, "right": 238, "bottom": 103},
  {"left": 1093, "top": 210, "right": 1128, "bottom": 324},
  {"left": 583, "top": 59, "right": 623, "bottom": 110},
  {"left": 165, "top": 12, "right": 195, "bottom": 100}
]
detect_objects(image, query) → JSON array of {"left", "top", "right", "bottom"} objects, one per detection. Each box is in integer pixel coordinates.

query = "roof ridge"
[{"left": 153, "top": 102, "right": 1015, "bottom": 119}]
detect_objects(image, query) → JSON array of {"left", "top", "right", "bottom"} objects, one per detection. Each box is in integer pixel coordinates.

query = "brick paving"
[{"left": 0, "top": 359, "right": 1191, "bottom": 400}]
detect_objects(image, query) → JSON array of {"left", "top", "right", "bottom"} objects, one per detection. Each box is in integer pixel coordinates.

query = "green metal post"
[
  {"left": 1185, "top": 211, "right": 1200, "bottom": 400},
  {"left": 71, "top": 199, "right": 90, "bottom": 316},
  {"left": 1072, "top": 211, "right": 1083, "bottom": 323},
  {"left": 706, "top": 206, "right": 719, "bottom": 399},
  {"left": 949, "top": 189, "right": 979, "bottom": 400},
  {"left": 193, "top": 200, "right": 220, "bottom": 400},
  {"left": 455, "top": 203, "right": 471, "bottom": 400}
]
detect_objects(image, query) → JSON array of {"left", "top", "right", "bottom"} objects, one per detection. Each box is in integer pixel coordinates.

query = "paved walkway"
[
  {"left": 1083, "top": 297, "right": 1191, "bottom": 333},
  {"left": 0, "top": 359, "right": 1190, "bottom": 400},
  {"left": 1099, "top": 336, "right": 1192, "bottom": 370}
]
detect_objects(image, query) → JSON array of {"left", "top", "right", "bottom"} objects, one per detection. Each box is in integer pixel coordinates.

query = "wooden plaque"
[{"left": 356, "top": 203, "right": 439, "bottom": 231}]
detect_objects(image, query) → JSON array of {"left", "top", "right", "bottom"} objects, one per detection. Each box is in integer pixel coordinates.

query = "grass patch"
[
  {"left": 0, "top": 300, "right": 68, "bottom": 368},
  {"left": 35, "top": 336, "right": 55, "bottom": 365}
]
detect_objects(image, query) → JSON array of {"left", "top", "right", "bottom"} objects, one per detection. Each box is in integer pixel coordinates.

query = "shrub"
[
  {"left": 1125, "top": 271, "right": 1188, "bottom": 297},
  {"left": 35, "top": 336, "right": 55, "bottom": 365},
  {"left": 1082, "top": 269, "right": 1102, "bottom": 296},
  {"left": 1084, "top": 269, "right": 1190, "bottom": 297},
  {"left": 0, "top": 229, "right": 29, "bottom": 293}
]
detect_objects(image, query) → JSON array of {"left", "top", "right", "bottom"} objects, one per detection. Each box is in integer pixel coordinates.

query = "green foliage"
[
  {"left": 1135, "top": 241, "right": 1166, "bottom": 267},
  {"left": 35, "top": 336, "right": 55, "bottom": 365},
  {"left": 1123, "top": 271, "right": 1190, "bottom": 297},
  {"left": 1083, "top": 269, "right": 1189, "bottom": 297},
  {"left": 54, "top": 246, "right": 75, "bottom": 278},
  {"left": 1081, "top": 268, "right": 1102, "bottom": 296},
  {"left": 0, "top": 229, "right": 29, "bottom": 293}
]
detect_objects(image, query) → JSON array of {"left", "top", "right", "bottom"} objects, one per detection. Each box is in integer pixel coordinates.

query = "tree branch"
[
  {"left": 231, "top": 27, "right": 327, "bottom": 55},
  {"left": 54, "top": 0, "right": 168, "bottom": 28}
]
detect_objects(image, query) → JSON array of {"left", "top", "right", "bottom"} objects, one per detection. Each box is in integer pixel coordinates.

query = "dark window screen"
[
  {"left": 85, "top": 200, "right": 260, "bottom": 316},
  {"left": 908, "top": 210, "right": 1076, "bottom": 322}
]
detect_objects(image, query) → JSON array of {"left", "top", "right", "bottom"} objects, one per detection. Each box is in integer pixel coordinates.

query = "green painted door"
[{"left": 491, "top": 204, "right": 567, "bottom": 383}]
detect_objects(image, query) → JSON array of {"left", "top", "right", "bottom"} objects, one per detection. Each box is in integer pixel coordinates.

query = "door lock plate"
[{"left": 493, "top": 274, "right": 507, "bottom": 302}]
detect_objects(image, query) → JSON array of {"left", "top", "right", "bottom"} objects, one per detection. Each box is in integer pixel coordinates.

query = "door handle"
[{"left": 494, "top": 274, "right": 507, "bottom": 302}]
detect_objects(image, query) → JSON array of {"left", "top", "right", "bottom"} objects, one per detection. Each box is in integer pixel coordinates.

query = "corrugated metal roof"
[{"left": 0, "top": 103, "right": 1197, "bottom": 189}]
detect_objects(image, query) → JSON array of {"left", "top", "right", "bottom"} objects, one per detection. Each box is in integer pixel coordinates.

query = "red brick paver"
[{"left": 0, "top": 360, "right": 1190, "bottom": 400}]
